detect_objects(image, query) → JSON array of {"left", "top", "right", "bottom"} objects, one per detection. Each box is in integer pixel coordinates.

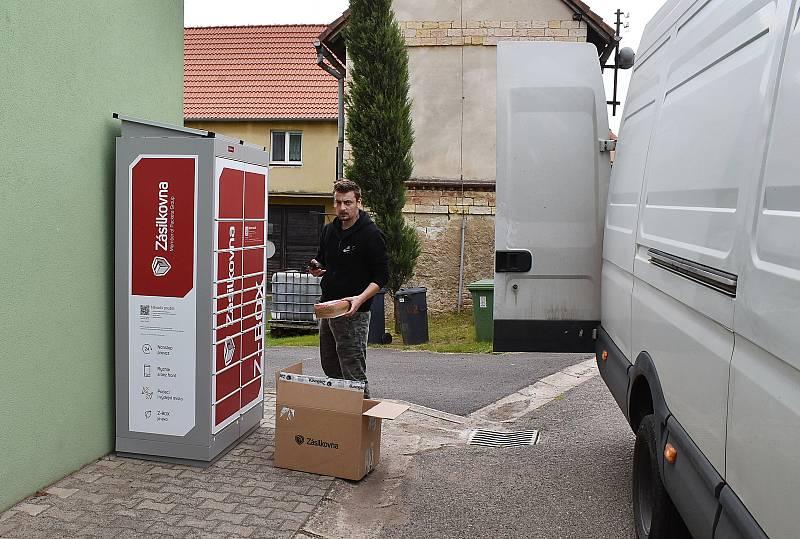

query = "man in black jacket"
[{"left": 309, "top": 180, "right": 389, "bottom": 398}]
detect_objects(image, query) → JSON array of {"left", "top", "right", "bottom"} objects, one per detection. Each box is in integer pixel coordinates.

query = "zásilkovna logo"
[{"left": 294, "top": 435, "right": 339, "bottom": 449}]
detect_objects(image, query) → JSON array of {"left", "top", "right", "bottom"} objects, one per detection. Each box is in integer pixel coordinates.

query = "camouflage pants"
[{"left": 319, "top": 311, "right": 371, "bottom": 398}]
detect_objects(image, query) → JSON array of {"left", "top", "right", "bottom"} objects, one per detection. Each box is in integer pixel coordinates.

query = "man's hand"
[
  {"left": 308, "top": 259, "right": 326, "bottom": 278},
  {"left": 344, "top": 295, "right": 365, "bottom": 317},
  {"left": 343, "top": 283, "right": 380, "bottom": 317}
]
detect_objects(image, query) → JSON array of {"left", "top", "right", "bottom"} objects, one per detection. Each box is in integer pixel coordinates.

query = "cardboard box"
[{"left": 274, "top": 363, "right": 408, "bottom": 480}]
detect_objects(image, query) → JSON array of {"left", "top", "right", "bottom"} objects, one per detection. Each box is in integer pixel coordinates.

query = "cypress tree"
[{"left": 344, "top": 0, "right": 420, "bottom": 295}]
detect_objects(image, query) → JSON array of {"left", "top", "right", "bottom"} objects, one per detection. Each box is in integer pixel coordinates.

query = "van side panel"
[
  {"left": 728, "top": 8, "right": 800, "bottom": 537},
  {"left": 631, "top": 0, "right": 780, "bottom": 478},
  {"left": 602, "top": 28, "right": 671, "bottom": 361},
  {"left": 631, "top": 276, "right": 733, "bottom": 473},
  {"left": 637, "top": 0, "right": 778, "bottom": 280}
]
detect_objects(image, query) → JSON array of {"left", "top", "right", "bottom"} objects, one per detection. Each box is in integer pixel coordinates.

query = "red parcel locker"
[{"left": 114, "top": 115, "right": 270, "bottom": 463}]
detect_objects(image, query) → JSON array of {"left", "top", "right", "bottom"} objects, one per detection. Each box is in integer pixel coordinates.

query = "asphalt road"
[
  {"left": 383, "top": 375, "right": 635, "bottom": 539},
  {"left": 275, "top": 346, "right": 636, "bottom": 537},
  {"left": 266, "top": 346, "right": 587, "bottom": 415}
]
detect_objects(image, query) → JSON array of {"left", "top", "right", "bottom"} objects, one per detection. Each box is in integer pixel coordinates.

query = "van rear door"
[{"left": 494, "top": 42, "right": 611, "bottom": 352}]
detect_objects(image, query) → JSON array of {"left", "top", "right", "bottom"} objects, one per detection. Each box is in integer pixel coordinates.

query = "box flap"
[
  {"left": 278, "top": 377, "right": 364, "bottom": 414},
  {"left": 362, "top": 401, "right": 409, "bottom": 420},
  {"left": 275, "top": 362, "right": 303, "bottom": 386}
]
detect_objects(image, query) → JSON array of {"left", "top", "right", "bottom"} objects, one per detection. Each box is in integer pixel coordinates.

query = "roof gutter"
[
  {"left": 560, "top": 0, "right": 616, "bottom": 63},
  {"left": 314, "top": 39, "right": 346, "bottom": 182}
]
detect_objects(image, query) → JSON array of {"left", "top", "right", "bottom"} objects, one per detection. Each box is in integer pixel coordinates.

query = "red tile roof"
[{"left": 184, "top": 25, "right": 337, "bottom": 120}]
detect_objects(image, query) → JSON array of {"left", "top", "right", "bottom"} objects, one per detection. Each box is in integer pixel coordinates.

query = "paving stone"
[
  {"left": 206, "top": 510, "right": 247, "bottom": 525},
  {"left": 10, "top": 503, "right": 50, "bottom": 517},
  {"left": 106, "top": 497, "right": 140, "bottom": 509},
  {"left": 132, "top": 490, "right": 170, "bottom": 502},
  {"left": 92, "top": 475, "right": 132, "bottom": 487},
  {"left": 0, "top": 515, "right": 24, "bottom": 536},
  {"left": 163, "top": 492, "right": 201, "bottom": 506},
  {"left": 0, "top": 510, "right": 17, "bottom": 522},
  {"left": 112, "top": 511, "right": 155, "bottom": 530},
  {"left": 76, "top": 524, "right": 116, "bottom": 537},
  {"left": 216, "top": 484, "right": 256, "bottom": 496},
  {"left": 280, "top": 519, "right": 301, "bottom": 531},
  {"left": 243, "top": 514, "right": 286, "bottom": 529},
  {"left": 146, "top": 521, "right": 198, "bottom": 538},
  {"left": 40, "top": 506, "right": 85, "bottom": 523},
  {"left": 70, "top": 490, "right": 108, "bottom": 504},
  {"left": 151, "top": 467, "right": 184, "bottom": 478},
  {"left": 293, "top": 502, "right": 317, "bottom": 513},
  {"left": 135, "top": 499, "right": 176, "bottom": 514},
  {"left": 238, "top": 506, "right": 275, "bottom": 519},
  {"left": 177, "top": 515, "right": 219, "bottom": 531},
  {"left": 199, "top": 499, "right": 238, "bottom": 512},
  {"left": 94, "top": 459, "right": 123, "bottom": 469},
  {"left": 192, "top": 489, "right": 229, "bottom": 502},
  {"left": 281, "top": 493, "right": 320, "bottom": 505},
  {"left": 306, "top": 486, "right": 330, "bottom": 497},
  {"left": 215, "top": 522, "right": 256, "bottom": 537},
  {"left": 248, "top": 487, "right": 283, "bottom": 499},
  {"left": 160, "top": 484, "right": 192, "bottom": 496}
]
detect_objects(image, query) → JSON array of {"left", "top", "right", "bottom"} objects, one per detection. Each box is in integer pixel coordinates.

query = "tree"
[{"left": 344, "top": 0, "right": 420, "bottom": 295}]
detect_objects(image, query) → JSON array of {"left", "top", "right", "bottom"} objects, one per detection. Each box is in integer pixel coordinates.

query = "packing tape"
[{"left": 279, "top": 372, "right": 366, "bottom": 392}]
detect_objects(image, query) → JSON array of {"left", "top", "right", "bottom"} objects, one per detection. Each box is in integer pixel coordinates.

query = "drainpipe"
[
  {"left": 456, "top": 179, "right": 467, "bottom": 311},
  {"left": 314, "top": 39, "right": 345, "bottom": 181}
]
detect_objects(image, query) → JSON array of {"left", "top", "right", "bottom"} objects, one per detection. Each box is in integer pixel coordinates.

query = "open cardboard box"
[{"left": 274, "top": 362, "right": 408, "bottom": 480}]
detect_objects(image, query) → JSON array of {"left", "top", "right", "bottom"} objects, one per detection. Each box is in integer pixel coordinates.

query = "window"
[{"left": 271, "top": 131, "right": 302, "bottom": 165}]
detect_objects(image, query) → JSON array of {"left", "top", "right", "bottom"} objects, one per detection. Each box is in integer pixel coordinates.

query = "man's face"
[{"left": 334, "top": 191, "right": 359, "bottom": 224}]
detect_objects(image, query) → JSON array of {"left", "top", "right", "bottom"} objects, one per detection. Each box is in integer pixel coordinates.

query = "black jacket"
[{"left": 315, "top": 210, "right": 389, "bottom": 311}]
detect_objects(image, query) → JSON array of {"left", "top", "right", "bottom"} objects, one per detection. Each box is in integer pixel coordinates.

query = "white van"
[{"left": 495, "top": 2, "right": 800, "bottom": 537}]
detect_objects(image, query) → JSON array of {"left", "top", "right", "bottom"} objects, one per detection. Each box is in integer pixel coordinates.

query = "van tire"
[{"left": 633, "top": 414, "right": 688, "bottom": 538}]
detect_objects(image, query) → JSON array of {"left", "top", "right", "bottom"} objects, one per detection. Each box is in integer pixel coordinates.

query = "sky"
[{"left": 184, "top": 0, "right": 665, "bottom": 132}]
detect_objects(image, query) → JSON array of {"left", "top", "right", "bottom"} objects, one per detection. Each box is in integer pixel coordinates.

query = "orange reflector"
[
  {"left": 601, "top": 350, "right": 608, "bottom": 362},
  {"left": 665, "top": 443, "right": 677, "bottom": 464}
]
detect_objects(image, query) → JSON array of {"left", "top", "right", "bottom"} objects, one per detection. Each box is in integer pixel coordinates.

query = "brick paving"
[{"left": 0, "top": 390, "right": 335, "bottom": 539}]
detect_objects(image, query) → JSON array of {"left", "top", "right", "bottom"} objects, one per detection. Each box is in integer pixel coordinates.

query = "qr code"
[{"left": 140, "top": 305, "right": 150, "bottom": 316}]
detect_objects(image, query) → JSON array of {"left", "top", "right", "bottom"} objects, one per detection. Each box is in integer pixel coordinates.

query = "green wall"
[{"left": 0, "top": 1, "right": 184, "bottom": 511}]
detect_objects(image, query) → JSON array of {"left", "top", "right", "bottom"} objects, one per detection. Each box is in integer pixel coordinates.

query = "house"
[
  {"left": 0, "top": 1, "right": 183, "bottom": 511},
  {"left": 184, "top": 25, "right": 339, "bottom": 281},
  {"left": 319, "top": 1, "right": 615, "bottom": 312}
]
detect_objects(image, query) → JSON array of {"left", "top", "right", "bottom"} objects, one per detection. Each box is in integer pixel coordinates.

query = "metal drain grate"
[{"left": 467, "top": 429, "right": 539, "bottom": 447}]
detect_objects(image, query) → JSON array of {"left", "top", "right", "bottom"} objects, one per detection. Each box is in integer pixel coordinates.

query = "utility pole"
[{"left": 603, "top": 9, "right": 629, "bottom": 116}]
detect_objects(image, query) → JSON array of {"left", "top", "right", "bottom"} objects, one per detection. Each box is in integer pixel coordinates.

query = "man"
[{"left": 309, "top": 180, "right": 389, "bottom": 398}]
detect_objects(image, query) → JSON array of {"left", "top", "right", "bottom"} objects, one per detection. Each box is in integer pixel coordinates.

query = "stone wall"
[
  {"left": 397, "top": 186, "right": 496, "bottom": 314},
  {"left": 400, "top": 19, "right": 588, "bottom": 46}
]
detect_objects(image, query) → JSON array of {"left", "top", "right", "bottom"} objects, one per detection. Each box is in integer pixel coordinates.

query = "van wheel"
[{"left": 632, "top": 415, "right": 688, "bottom": 538}]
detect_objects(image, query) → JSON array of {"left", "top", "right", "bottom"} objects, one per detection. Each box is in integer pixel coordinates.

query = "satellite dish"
[
  {"left": 618, "top": 47, "right": 636, "bottom": 70},
  {"left": 265, "top": 240, "right": 276, "bottom": 259}
]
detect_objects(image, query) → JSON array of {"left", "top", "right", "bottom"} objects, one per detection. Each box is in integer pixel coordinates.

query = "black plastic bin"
[
  {"left": 368, "top": 289, "right": 392, "bottom": 344},
  {"left": 395, "top": 287, "right": 429, "bottom": 345}
]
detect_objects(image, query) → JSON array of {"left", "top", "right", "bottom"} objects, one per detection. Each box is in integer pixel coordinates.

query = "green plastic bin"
[{"left": 467, "top": 279, "right": 494, "bottom": 342}]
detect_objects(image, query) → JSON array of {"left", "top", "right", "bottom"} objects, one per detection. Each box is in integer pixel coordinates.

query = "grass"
[{"left": 266, "top": 310, "right": 494, "bottom": 354}]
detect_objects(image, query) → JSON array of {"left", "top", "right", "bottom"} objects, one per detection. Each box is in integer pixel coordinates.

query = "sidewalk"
[{"left": 0, "top": 391, "right": 334, "bottom": 539}]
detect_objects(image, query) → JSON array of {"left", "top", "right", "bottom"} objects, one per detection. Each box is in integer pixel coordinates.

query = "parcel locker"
[{"left": 114, "top": 114, "right": 269, "bottom": 462}]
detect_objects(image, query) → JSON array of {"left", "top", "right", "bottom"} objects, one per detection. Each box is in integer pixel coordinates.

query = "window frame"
[{"left": 270, "top": 130, "right": 303, "bottom": 166}]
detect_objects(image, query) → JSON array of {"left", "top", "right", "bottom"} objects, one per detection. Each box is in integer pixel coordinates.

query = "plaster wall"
[
  {"left": 0, "top": 0, "right": 183, "bottom": 511},
  {"left": 185, "top": 120, "right": 338, "bottom": 195}
]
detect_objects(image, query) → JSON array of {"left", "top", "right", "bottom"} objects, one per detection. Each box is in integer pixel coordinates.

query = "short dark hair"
[{"left": 333, "top": 179, "right": 362, "bottom": 201}]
